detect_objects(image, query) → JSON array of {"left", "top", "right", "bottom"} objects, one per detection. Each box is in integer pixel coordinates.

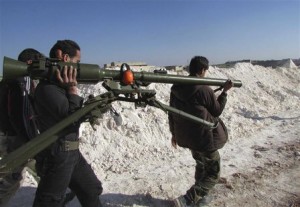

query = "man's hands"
[
  {"left": 223, "top": 79, "right": 233, "bottom": 92},
  {"left": 56, "top": 66, "right": 78, "bottom": 95}
]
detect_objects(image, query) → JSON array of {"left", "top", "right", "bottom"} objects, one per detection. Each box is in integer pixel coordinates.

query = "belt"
[{"left": 60, "top": 140, "right": 80, "bottom": 151}]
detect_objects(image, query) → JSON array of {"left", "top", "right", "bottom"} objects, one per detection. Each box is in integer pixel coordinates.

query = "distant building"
[
  {"left": 110, "top": 61, "right": 147, "bottom": 67},
  {"left": 165, "top": 65, "right": 184, "bottom": 71},
  {"left": 103, "top": 61, "right": 156, "bottom": 71},
  {"left": 104, "top": 63, "right": 111, "bottom": 68}
]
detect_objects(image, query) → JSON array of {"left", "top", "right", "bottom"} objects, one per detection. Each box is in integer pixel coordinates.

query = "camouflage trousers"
[{"left": 185, "top": 150, "right": 220, "bottom": 204}]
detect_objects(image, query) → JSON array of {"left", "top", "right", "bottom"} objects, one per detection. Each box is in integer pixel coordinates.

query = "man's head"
[
  {"left": 188, "top": 56, "right": 209, "bottom": 77},
  {"left": 49, "top": 40, "right": 81, "bottom": 63},
  {"left": 18, "top": 48, "right": 44, "bottom": 64}
]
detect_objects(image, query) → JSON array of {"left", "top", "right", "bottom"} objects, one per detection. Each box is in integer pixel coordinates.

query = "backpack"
[{"left": 0, "top": 77, "right": 39, "bottom": 151}]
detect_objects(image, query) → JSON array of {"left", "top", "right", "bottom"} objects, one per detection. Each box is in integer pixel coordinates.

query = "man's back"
[{"left": 169, "top": 84, "right": 228, "bottom": 152}]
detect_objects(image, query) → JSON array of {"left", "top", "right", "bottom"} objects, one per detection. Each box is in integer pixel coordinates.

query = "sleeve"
[
  {"left": 67, "top": 93, "right": 83, "bottom": 114},
  {"left": 36, "top": 84, "right": 83, "bottom": 120},
  {"left": 199, "top": 86, "right": 227, "bottom": 117}
]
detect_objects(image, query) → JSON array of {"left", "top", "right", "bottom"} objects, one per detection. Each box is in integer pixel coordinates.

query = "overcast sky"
[{"left": 1, "top": 0, "right": 299, "bottom": 73}]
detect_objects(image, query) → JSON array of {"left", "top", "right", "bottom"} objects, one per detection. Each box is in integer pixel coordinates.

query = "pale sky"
[{"left": 1, "top": 0, "right": 299, "bottom": 74}]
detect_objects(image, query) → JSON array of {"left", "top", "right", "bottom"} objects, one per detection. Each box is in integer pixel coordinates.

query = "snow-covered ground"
[{"left": 6, "top": 63, "right": 300, "bottom": 207}]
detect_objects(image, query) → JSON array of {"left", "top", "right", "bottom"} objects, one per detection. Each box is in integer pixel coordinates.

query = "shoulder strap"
[{"left": 21, "top": 77, "right": 39, "bottom": 139}]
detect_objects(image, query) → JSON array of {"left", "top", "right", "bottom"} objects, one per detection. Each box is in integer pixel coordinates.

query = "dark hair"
[
  {"left": 49, "top": 40, "right": 80, "bottom": 58},
  {"left": 188, "top": 56, "right": 209, "bottom": 76},
  {"left": 18, "top": 48, "right": 43, "bottom": 62}
]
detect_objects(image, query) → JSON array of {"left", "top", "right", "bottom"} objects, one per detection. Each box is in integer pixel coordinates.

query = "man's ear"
[
  {"left": 56, "top": 49, "right": 63, "bottom": 60},
  {"left": 62, "top": 54, "right": 69, "bottom": 62},
  {"left": 200, "top": 68, "right": 206, "bottom": 75},
  {"left": 197, "top": 68, "right": 206, "bottom": 77}
]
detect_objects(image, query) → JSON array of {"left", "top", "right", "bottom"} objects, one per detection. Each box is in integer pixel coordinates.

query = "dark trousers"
[
  {"left": 185, "top": 150, "right": 220, "bottom": 204},
  {"left": 33, "top": 149, "right": 103, "bottom": 207}
]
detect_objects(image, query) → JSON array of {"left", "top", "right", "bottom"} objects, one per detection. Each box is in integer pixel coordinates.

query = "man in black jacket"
[
  {"left": 33, "top": 40, "right": 103, "bottom": 207},
  {"left": 169, "top": 56, "right": 233, "bottom": 207},
  {"left": 0, "top": 48, "right": 43, "bottom": 205}
]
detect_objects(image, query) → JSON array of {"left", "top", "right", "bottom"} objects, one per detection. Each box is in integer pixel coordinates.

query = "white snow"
[{"left": 6, "top": 63, "right": 300, "bottom": 207}]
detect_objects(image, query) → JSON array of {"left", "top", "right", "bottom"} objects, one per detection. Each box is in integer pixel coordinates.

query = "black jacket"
[
  {"left": 34, "top": 81, "right": 83, "bottom": 142},
  {"left": 169, "top": 83, "right": 228, "bottom": 151}
]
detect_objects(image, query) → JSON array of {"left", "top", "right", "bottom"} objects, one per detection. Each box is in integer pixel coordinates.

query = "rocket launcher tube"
[
  {"left": 80, "top": 67, "right": 242, "bottom": 87},
  {"left": 3, "top": 57, "right": 242, "bottom": 87}
]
